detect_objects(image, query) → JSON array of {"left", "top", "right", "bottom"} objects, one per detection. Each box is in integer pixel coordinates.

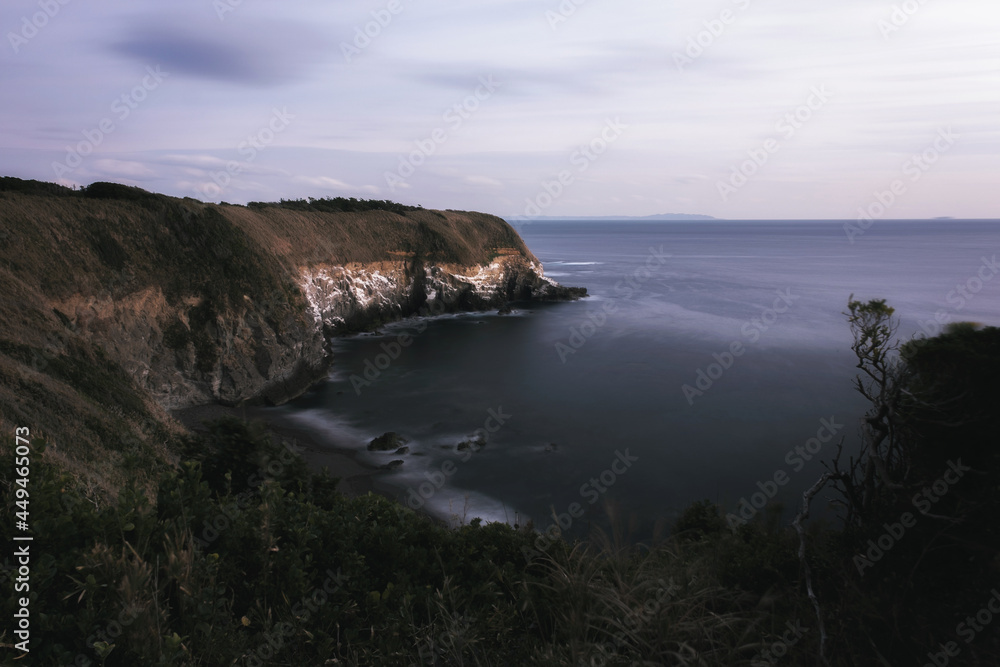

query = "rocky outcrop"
[{"left": 298, "top": 255, "right": 585, "bottom": 335}]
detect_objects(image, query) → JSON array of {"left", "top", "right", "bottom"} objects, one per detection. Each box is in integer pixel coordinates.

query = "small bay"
[{"left": 279, "top": 220, "right": 1000, "bottom": 542}]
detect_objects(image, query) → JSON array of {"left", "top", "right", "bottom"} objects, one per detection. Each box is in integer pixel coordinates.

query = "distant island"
[{"left": 505, "top": 213, "right": 718, "bottom": 221}]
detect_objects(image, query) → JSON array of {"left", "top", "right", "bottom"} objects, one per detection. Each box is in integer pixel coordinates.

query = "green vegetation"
[
  {"left": 248, "top": 196, "right": 424, "bottom": 215},
  {"left": 1, "top": 302, "right": 997, "bottom": 665},
  {"left": 0, "top": 175, "right": 77, "bottom": 198},
  {"left": 82, "top": 182, "right": 166, "bottom": 210},
  {"left": 0, "top": 333, "right": 176, "bottom": 491},
  {"left": 0, "top": 179, "right": 425, "bottom": 217}
]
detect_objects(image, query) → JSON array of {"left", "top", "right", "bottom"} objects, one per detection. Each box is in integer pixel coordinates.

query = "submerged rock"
[
  {"left": 368, "top": 432, "right": 407, "bottom": 451},
  {"left": 380, "top": 460, "right": 404, "bottom": 470}
]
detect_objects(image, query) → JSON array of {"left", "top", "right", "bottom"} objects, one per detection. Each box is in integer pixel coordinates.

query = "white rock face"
[
  {"left": 297, "top": 256, "right": 561, "bottom": 334},
  {"left": 299, "top": 263, "right": 411, "bottom": 331}
]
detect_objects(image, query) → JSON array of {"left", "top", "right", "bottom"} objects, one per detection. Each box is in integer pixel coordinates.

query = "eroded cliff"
[{"left": 0, "top": 178, "right": 583, "bottom": 485}]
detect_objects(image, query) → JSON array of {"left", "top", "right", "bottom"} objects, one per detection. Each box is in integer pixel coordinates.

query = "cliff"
[{"left": 0, "top": 178, "right": 583, "bottom": 488}]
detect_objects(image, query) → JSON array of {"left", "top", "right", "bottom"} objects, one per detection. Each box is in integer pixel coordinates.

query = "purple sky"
[{"left": 1, "top": 0, "right": 998, "bottom": 219}]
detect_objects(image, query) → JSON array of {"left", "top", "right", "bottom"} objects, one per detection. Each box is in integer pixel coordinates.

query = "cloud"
[
  {"left": 297, "top": 176, "right": 352, "bottom": 190},
  {"left": 672, "top": 175, "right": 709, "bottom": 186},
  {"left": 156, "top": 154, "right": 229, "bottom": 169},
  {"left": 110, "top": 18, "right": 328, "bottom": 85},
  {"left": 463, "top": 175, "right": 504, "bottom": 188},
  {"left": 296, "top": 175, "right": 379, "bottom": 194},
  {"left": 91, "top": 159, "right": 157, "bottom": 180}
]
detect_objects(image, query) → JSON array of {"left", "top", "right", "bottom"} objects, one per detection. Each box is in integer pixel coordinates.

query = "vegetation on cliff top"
[
  {"left": 247, "top": 196, "right": 425, "bottom": 216},
  {"left": 0, "top": 177, "right": 536, "bottom": 268}
]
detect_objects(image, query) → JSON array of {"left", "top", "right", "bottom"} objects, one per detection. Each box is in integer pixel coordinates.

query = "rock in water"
[
  {"left": 368, "top": 432, "right": 407, "bottom": 451},
  {"left": 457, "top": 434, "right": 487, "bottom": 452}
]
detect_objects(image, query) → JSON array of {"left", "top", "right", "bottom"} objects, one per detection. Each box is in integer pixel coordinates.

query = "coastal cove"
[
  {"left": 268, "top": 219, "right": 1000, "bottom": 542},
  {"left": 7, "top": 4, "right": 1000, "bottom": 660}
]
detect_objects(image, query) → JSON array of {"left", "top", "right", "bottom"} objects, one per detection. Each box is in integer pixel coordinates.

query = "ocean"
[{"left": 276, "top": 220, "right": 999, "bottom": 542}]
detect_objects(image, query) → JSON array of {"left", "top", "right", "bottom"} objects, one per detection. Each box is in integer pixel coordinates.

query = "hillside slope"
[{"left": 0, "top": 178, "right": 584, "bottom": 491}]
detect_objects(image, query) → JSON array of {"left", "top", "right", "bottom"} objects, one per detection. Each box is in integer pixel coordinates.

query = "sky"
[{"left": 1, "top": 0, "right": 998, "bottom": 219}]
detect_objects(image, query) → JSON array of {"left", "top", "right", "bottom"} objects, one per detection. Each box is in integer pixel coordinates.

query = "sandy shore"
[{"left": 171, "top": 403, "right": 385, "bottom": 498}]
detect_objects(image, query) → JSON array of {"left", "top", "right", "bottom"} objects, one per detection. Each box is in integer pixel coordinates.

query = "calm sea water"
[{"left": 276, "top": 220, "right": 999, "bottom": 542}]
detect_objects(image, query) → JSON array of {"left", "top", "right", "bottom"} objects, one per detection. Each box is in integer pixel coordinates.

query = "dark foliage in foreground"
[{"left": 0, "top": 422, "right": 762, "bottom": 666}]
